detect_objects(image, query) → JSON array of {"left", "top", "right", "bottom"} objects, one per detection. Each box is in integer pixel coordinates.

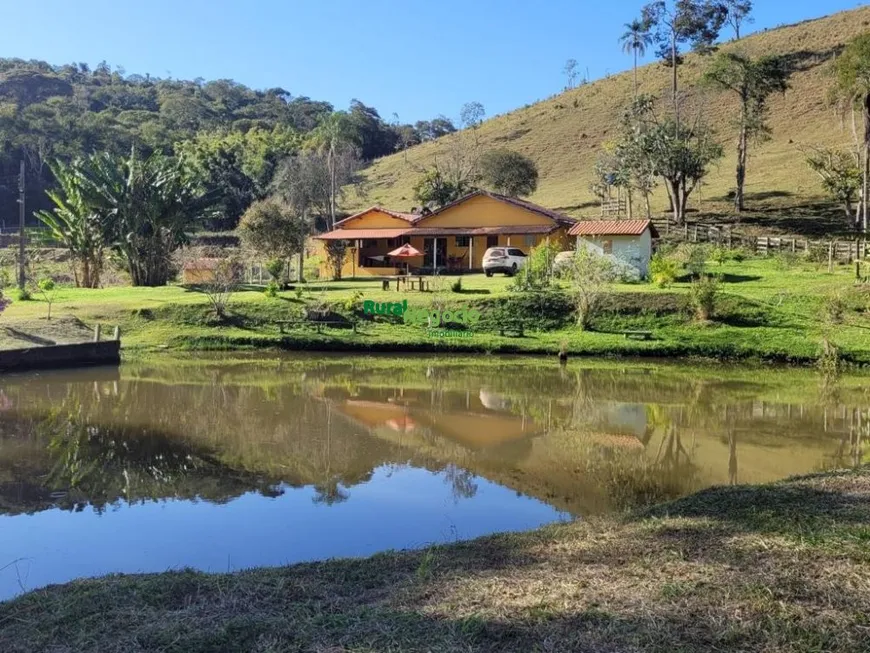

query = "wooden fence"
[{"left": 651, "top": 219, "right": 869, "bottom": 262}]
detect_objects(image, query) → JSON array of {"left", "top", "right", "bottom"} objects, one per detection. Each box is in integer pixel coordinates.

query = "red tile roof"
[
  {"left": 568, "top": 219, "right": 656, "bottom": 237},
  {"left": 316, "top": 228, "right": 409, "bottom": 240}
]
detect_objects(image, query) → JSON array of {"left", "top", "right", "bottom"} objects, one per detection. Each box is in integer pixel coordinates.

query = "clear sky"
[{"left": 1, "top": 1, "right": 866, "bottom": 124}]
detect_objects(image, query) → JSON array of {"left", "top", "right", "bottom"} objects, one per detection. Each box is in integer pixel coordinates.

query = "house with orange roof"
[
  {"left": 312, "top": 190, "right": 577, "bottom": 278},
  {"left": 568, "top": 219, "right": 659, "bottom": 276}
]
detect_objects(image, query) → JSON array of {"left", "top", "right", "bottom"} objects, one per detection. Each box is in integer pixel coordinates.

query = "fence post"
[
  {"left": 93, "top": 324, "right": 102, "bottom": 342},
  {"left": 113, "top": 325, "right": 121, "bottom": 341},
  {"left": 684, "top": 223, "right": 688, "bottom": 240},
  {"left": 727, "top": 227, "right": 732, "bottom": 248},
  {"left": 791, "top": 238, "right": 796, "bottom": 253},
  {"left": 828, "top": 241, "right": 834, "bottom": 273}
]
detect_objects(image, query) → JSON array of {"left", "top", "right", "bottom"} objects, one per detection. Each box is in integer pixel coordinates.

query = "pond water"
[{"left": 0, "top": 354, "right": 867, "bottom": 600}]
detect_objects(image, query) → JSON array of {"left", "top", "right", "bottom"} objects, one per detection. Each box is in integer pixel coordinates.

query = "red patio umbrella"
[{"left": 386, "top": 243, "right": 423, "bottom": 274}]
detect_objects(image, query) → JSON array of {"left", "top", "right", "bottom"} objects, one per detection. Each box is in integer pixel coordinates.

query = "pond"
[{"left": 0, "top": 354, "right": 867, "bottom": 600}]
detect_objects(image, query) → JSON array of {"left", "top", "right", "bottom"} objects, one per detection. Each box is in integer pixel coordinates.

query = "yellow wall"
[
  {"left": 314, "top": 231, "right": 574, "bottom": 278},
  {"left": 339, "top": 209, "right": 411, "bottom": 229},
  {"left": 418, "top": 194, "right": 555, "bottom": 228}
]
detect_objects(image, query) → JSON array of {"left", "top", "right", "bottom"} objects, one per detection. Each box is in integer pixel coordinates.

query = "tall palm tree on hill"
[{"left": 620, "top": 19, "right": 653, "bottom": 97}]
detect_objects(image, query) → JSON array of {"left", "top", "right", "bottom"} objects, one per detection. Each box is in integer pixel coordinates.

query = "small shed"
[
  {"left": 182, "top": 258, "right": 222, "bottom": 284},
  {"left": 568, "top": 219, "right": 658, "bottom": 277}
]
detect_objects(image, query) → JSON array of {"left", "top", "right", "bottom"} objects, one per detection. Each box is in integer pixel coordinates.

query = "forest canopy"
[{"left": 0, "top": 58, "right": 454, "bottom": 229}]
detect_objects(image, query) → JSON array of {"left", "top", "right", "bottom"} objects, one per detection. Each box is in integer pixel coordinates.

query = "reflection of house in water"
[{"left": 331, "top": 386, "right": 542, "bottom": 451}]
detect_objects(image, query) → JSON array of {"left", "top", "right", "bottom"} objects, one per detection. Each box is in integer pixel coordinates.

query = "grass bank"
[
  {"left": 2, "top": 258, "right": 869, "bottom": 365},
  {"left": 1, "top": 466, "right": 868, "bottom": 653}
]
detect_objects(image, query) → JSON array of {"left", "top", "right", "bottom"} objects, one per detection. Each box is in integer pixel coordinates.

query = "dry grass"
[
  {"left": 1, "top": 467, "right": 868, "bottom": 652},
  {"left": 355, "top": 7, "right": 870, "bottom": 234}
]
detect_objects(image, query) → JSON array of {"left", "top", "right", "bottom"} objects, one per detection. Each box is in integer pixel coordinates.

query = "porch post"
[
  {"left": 469, "top": 237, "right": 473, "bottom": 270},
  {"left": 433, "top": 237, "right": 438, "bottom": 270},
  {"left": 507, "top": 236, "right": 511, "bottom": 246}
]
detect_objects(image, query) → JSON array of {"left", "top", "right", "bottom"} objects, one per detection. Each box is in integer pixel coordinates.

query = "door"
[{"left": 423, "top": 238, "right": 448, "bottom": 270}]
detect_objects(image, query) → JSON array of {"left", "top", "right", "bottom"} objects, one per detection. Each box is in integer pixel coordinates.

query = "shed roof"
[{"left": 568, "top": 219, "right": 657, "bottom": 237}]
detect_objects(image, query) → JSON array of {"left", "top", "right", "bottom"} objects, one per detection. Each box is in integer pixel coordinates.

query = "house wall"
[
  {"left": 576, "top": 230, "right": 652, "bottom": 276},
  {"left": 338, "top": 209, "right": 412, "bottom": 229},
  {"left": 417, "top": 194, "right": 554, "bottom": 228}
]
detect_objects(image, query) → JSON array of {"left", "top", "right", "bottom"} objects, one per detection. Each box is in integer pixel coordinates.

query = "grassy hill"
[{"left": 354, "top": 7, "right": 870, "bottom": 235}]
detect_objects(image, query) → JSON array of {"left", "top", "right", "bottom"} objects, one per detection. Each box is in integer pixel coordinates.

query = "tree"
[
  {"left": 723, "top": 0, "right": 753, "bottom": 40},
  {"left": 307, "top": 112, "right": 358, "bottom": 231},
  {"left": 565, "top": 247, "right": 619, "bottom": 330},
  {"left": 478, "top": 149, "right": 539, "bottom": 197},
  {"left": 81, "top": 151, "right": 216, "bottom": 286},
  {"left": 238, "top": 199, "right": 309, "bottom": 263},
  {"left": 619, "top": 19, "right": 653, "bottom": 96},
  {"left": 459, "top": 102, "right": 485, "bottom": 130},
  {"left": 36, "top": 278, "right": 56, "bottom": 320},
  {"left": 703, "top": 52, "right": 791, "bottom": 211},
  {"left": 803, "top": 146, "right": 862, "bottom": 224},
  {"left": 324, "top": 240, "right": 348, "bottom": 281},
  {"left": 833, "top": 34, "right": 870, "bottom": 232},
  {"left": 639, "top": 110, "right": 724, "bottom": 224},
  {"left": 35, "top": 158, "right": 108, "bottom": 288},
  {"left": 641, "top": 0, "right": 728, "bottom": 132},
  {"left": 412, "top": 168, "right": 468, "bottom": 208},
  {"left": 563, "top": 59, "right": 579, "bottom": 89}
]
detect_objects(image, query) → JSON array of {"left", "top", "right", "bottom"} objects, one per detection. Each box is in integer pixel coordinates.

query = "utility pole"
[{"left": 17, "top": 160, "right": 25, "bottom": 290}]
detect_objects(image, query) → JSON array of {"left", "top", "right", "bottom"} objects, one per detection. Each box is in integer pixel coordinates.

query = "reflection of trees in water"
[{"left": 443, "top": 464, "right": 478, "bottom": 502}]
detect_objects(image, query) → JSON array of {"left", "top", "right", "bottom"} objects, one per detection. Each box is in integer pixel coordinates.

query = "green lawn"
[{"left": 2, "top": 257, "right": 868, "bottom": 364}]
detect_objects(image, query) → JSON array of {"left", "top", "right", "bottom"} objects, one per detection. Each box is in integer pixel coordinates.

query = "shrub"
[
  {"left": 688, "top": 275, "right": 719, "bottom": 322},
  {"left": 773, "top": 251, "right": 800, "bottom": 271},
  {"left": 823, "top": 291, "right": 846, "bottom": 325},
  {"left": 649, "top": 253, "right": 680, "bottom": 288},
  {"left": 710, "top": 246, "right": 729, "bottom": 266},
  {"left": 512, "top": 239, "right": 560, "bottom": 291},
  {"left": 564, "top": 248, "right": 618, "bottom": 330},
  {"left": 14, "top": 287, "right": 31, "bottom": 301},
  {"left": 450, "top": 278, "right": 462, "bottom": 293},
  {"left": 265, "top": 258, "right": 285, "bottom": 282},
  {"left": 264, "top": 280, "right": 280, "bottom": 298},
  {"left": 674, "top": 243, "right": 708, "bottom": 278}
]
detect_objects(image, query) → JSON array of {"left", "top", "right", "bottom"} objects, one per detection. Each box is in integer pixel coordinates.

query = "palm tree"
[
  {"left": 620, "top": 19, "right": 653, "bottom": 97},
  {"left": 308, "top": 112, "right": 356, "bottom": 231}
]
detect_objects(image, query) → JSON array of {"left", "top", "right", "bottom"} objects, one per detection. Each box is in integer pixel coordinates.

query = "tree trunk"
[
  {"left": 329, "top": 145, "right": 337, "bottom": 231},
  {"left": 633, "top": 49, "right": 638, "bottom": 97},
  {"left": 863, "top": 92, "right": 870, "bottom": 232},
  {"left": 643, "top": 192, "right": 652, "bottom": 219},
  {"left": 627, "top": 189, "right": 634, "bottom": 219},
  {"left": 735, "top": 115, "right": 747, "bottom": 212},
  {"left": 672, "top": 34, "right": 679, "bottom": 137},
  {"left": 666, "top": 179, "right": 682, "bottom": 224}
]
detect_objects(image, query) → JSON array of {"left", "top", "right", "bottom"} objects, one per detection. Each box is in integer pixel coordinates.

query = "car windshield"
[{"left": 486, "top": 249, "right": 506, "bottom": 257}]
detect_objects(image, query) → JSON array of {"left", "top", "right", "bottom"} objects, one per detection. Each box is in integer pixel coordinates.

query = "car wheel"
[
  {"left": 510, "top": 263, "right": 518, "bottom": 276},
  {"left": 485, "top": 270, "right": 493, "bottom": 277}
]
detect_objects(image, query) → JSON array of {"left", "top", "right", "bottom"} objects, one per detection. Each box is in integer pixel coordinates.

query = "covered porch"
[{"left": 316, "top": 226, "right": 556, "bottom": 279}]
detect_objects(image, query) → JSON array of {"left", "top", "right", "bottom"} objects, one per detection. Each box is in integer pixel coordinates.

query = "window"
[
  {"left": 486, "top": 235, "right": 499, "bottom": 248},
  {"left": 525, "top": 235, "right": 536, "bottom": 248},
  {"left": 362, "top": 239, "right": 378, "bottom": 248},
  {"left": 401, "top": 235, "right": 412, "bottom": 245},
  {"left": 508, "top": 248, "right": 526, "bottom": 257},
  {"left": 386, "top": 238, "right": 398, "bottom": 248},
  {"left": 455, "top": 235, "right": 470, "bottom": 247},
  {"left": 602, "top": 239, "right": 613, "bottom": 255}
]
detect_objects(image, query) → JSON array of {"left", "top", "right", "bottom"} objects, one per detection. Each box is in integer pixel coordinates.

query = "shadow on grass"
[
  {"left": 642, "top": 471, "right": 870, "bottom": 540},
  {"left": 716, "top": 274, "right": 762, "bottom": 284}
]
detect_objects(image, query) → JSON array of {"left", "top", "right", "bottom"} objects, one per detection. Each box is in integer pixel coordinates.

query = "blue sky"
[{"left": 1, "top": 1, "right": 866, "bottom": 124}]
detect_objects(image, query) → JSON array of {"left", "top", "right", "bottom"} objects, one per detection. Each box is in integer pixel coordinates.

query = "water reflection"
[{"left": 0, "top": 355, "right": 867, "bottom": 598}]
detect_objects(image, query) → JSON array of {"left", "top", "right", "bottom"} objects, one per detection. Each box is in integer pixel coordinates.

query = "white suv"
[{"left": 483, "top": 247, "right": 527, "bottom": 277}]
